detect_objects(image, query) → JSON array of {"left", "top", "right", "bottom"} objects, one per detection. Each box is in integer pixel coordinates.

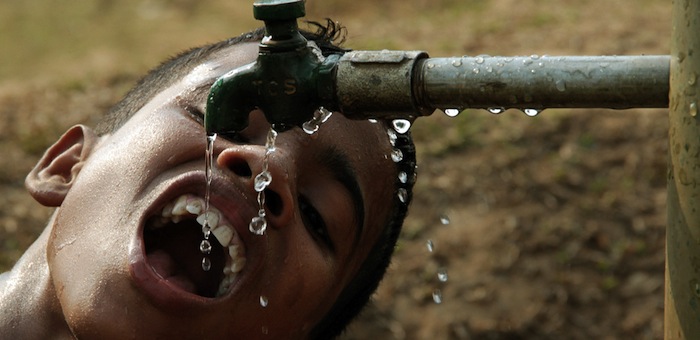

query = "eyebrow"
[
  {"left": 319, "top": 146, "right": 366, "bottom": 249},
  {"left": 191, "top": 81, "right": 216, "bottom": 106}
]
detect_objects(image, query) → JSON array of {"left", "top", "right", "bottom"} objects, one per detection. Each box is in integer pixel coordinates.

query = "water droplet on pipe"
[
  {"left": 432, "top": 289, "right": 443, "bottom": 304},
  {"left": 444, "top": 108, "right": 460, "bottom": 117},
  {"left": 392, "top": 119, "right": 411, "bottom": 134}
]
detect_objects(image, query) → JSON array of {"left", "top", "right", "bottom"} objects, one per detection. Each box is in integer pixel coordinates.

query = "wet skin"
[{"left": 0, "top": 42, "right": 397, "bottom": 338}]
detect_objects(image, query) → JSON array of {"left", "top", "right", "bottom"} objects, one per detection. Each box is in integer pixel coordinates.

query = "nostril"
[
  {"left": 264, "top": 189, "right": 283, "bottom": 217},
  {"left": 228, "top": 158, "right": 252, "bottom": 178}
]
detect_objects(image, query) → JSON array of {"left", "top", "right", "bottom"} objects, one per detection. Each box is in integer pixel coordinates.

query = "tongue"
[
  {"left": 144, "top": 218, "right": 226, "bottom": 297},
  {"left": 147, "top": 249, "right": 197, "bottom": 294}
]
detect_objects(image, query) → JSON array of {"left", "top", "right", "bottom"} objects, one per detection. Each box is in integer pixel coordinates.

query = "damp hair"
[{"left": 94, "top": 20, "right": 417, "bottom": 339}]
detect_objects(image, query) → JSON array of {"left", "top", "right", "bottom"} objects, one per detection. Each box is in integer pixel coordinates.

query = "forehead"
[{"left": 175, "top": 42, "right": 261, "bottom": 103}]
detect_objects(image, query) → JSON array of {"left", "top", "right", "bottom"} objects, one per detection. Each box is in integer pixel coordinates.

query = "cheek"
[
  {"left": 48, "top": 181, "right": 133, "bottom": 291},
  {"left": 48, "top": 209, "right": 136, "bottom": 338},
  {"left": 45, "top": 112, "right": 186, "bottom": 333},
  {"left": 261, "top": 236, "right": 340, "bottom": 331}
]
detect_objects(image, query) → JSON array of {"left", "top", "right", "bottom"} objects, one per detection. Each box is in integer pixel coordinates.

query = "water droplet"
[
  {"left": 387, "top": 128, "right": 398, "bottom": 146},
  {"left": 475, "top": 56, "right": 484, "bottom": 64},
  {"left": 302, "top": 108, "right": 333, "bottom": 135},
  {"left": 689, "top": 72, "right": 697, "bottom": 86},
  {"left": 201, "top": 257, "right": 212, "bottom": 271},
  {"left": 254, "top": 170, "right": 272, "bottom": 192},
  {"left": 426, "top": 63, "right": 435, "bottom": 69},
  {"left": 200, "top": 133, "right": 218, "bottom": 271},
  {"left": 690, "top": 102, "right": 698, "bottom": 117},
  {"left": 555, "top": 79, "right": 567, "bottom": 92},
  {"left": 368, "top": 119, "right": 378, "bottom": 123},
  {"left": 432, "top": 289, "right": 443, "bottom": 304},
  {"left": 205, "top": 135, "right": 217, "bottom": 184},
  {"left": 249, "top": 216, "right": 267, "bottom": 235},
  {"left": 261, "top": 326, "right": 269, "bottom": 335},
  {"left": 260, "top": 295, "right": 269, "bottom": 307},
  {"left": 472, "top": 68, "right": 480, "bottom": 74},
  {"left": 440, "top": 215, "right": 450, "bottom": 225},
  {"left": 200, "top": 239, "right": 212, "bottom": 254},
  {"left": 392, "top": 119, "right": 411, "bottom": 134},
  {"left": 486, "top": 66, "right": 493, "bottom": 73},
  {"left": 530, "top": 54, "right": 540, "bottom": 60},
  {"left": 302, "top": 121, "right": 320, "bottom": 134},
  {"left": 397, "top": 188, "right": 408, "bottom": 203},
  {"left": 437, "top": 268, "right": 449, "bottom": 282},
  {"left": 426, "top": 239, "right": 435, "bottom": 252},
  {"left": 317, "top": 107, "right": 333, "bottom": 123},
  {"left": 487, "top": 107, "right": 505, "bottom": 114},
  {"left": 538, "top": 62, "right": 544, "bottom": 67},
  {"left": 201, "top": 225, "right": 211, "bottom": 238},
  {"left": 207, "top": 132, "right": 217, "bottom": 146},
  {"left": 444, "top": 108, "right": 460, "bottom": 117},
  {"left": 249, "top": 127, "right": 277, "bottom": 236},
  {"left": 391, "top": 148, "right": 404, "bottom": 162},
  {"left": 398, "top": 171, "right": 408, "bottom": 184},
  {"left": 265, "top": 129, "right": 277, "bottom": 154},
  {"left": 522, "top": 58, "right": 533, "bottom": 66},
  {"left": 523, "top": 108, "right": 541, "bottom": 117},
  {"left": 451, "top": 59, "right": 463, "bottom": 67}
]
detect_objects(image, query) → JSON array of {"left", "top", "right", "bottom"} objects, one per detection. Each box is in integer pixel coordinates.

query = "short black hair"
[{"left": 95, "top": 20, "right": 416, "bottom": 339}]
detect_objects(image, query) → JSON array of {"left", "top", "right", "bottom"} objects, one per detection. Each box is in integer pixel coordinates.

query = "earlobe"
[{"left": 25, "top": 125, "right": 99, "bottom": 207}]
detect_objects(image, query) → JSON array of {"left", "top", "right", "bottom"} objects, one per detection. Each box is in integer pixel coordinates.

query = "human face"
[{"left": 46, "top": 42, "right": 397, "bottom": 338}]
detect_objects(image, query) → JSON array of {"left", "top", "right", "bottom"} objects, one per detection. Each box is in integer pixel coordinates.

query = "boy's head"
[{"left": 24, "top": 22, "right": 415, "bottom": 338}]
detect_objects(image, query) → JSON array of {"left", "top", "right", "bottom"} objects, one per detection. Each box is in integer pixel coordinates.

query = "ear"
[{"left": 25, "top": 125, "right": 99, "bottom": 207}]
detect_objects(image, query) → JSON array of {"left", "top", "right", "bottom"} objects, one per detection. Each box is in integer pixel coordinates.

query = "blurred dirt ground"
[{"left": 0, "top": 0, "right": 672, "bottom": 339}]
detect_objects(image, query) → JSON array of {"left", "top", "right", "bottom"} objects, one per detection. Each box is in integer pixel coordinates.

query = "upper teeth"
[{"left": 156, "top": 194, "right": 247, "bottom": 297}]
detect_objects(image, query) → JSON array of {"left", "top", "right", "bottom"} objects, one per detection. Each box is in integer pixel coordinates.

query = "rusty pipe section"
[
  {"left": 335, "top": 50, "right": 432, "bottom": 118},
  {"left": 334, "top": 52, "right": 670, "bottom": 120}
]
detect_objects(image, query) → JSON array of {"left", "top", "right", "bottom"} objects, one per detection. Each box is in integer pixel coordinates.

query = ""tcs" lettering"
[{"left": 252, "top": 79, "right": 297, "bottom": 96}]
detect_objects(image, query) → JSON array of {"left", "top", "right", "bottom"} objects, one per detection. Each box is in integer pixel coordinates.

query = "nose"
[{"left": 217, "top": 144, "right": 296, "bottom": 231}]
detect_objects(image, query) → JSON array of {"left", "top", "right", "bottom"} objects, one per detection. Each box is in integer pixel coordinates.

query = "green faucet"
[{"left": 205, "top": 0, "right": 340, "bottom": 134}]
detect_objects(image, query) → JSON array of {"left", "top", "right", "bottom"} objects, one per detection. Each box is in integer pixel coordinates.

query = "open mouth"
[{"left": 144, "top": 194, "right": 246, "bottom": 298}]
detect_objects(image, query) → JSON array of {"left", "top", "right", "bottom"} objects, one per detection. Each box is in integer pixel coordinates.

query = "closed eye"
[
  {"left": 183, "top": 104, "right": 204, "bottom": 124},
  {"left": 182, "top": 103, "right": 251, "bottom": 144},
  {"left": 299, "top": 196, "right": 334, "bottom": 252}
]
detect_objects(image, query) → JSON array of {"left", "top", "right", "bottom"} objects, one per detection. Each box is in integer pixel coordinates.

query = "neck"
[{"left": 0, "top": 219, "right": 74, "bottom": 339}]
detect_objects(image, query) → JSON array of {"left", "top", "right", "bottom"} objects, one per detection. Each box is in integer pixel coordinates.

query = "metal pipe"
[
  {"left": 417, "top": 55, "right": 670, "bottom": 110},
  {"left": 206, "top": 1, "right": 672, "bottom": 135},
  {"left": 665, "top": 0, "right": 700, "bottom": 338},
  {"left": 334, "top": 54, "right": 670, "bottom": 121}
]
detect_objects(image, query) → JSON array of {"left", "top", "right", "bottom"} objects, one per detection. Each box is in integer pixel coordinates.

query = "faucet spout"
[{"left": 205, "top": 0, "right": 337, "bottom": 134}]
